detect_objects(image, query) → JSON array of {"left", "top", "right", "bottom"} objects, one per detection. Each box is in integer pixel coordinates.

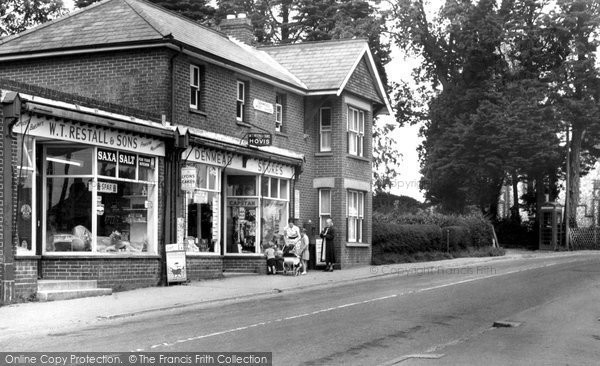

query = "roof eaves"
[{"left": 336, "top": 45, "right": 392, "bottom": 115}]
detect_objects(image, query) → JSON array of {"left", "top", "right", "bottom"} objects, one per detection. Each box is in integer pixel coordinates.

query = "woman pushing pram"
[{"left": 282, "top": 218, "right": 303, "bottom": 275}]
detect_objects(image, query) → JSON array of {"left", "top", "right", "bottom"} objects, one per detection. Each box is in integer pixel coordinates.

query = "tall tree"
[
  {"left": 548, "top": 0, "right": 600, "bottom": 226},
  {"left": 0, "top": 0, "right": 65, "bottom": 36}
]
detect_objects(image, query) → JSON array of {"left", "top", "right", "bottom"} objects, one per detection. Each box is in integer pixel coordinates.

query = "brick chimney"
[{"left": 220, "top": 14, "right": 255, "bottom": 45}]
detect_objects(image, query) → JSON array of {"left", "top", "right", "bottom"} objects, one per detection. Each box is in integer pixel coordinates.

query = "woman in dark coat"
[{"left": 320, "top": 218, "right": 336, "bottom": 272}]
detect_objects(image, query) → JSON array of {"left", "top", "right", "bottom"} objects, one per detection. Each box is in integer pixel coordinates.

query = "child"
[{"left": 264, "top": 244, "right": 276, "bottom": 275}]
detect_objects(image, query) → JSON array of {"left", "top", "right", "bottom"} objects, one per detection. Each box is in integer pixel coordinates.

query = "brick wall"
[
  {"left": 14, "top": 258, "right": 37, "bottom": 301},
  {"left": 223, "top": 256, "right": 267, "bottom": 274},
  {"left": 41, "top": 258, "right": 161, "bottom": 291},
  {"left": 186, "top": 256, "right": 223, "bottom": 280}
]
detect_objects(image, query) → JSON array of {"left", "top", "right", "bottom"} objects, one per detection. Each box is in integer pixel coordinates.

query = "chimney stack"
[{"left": 220, "top": 13, "right": 255, "bottom": 45}]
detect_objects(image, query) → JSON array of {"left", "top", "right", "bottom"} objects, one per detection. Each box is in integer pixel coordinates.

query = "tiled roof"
[
  {"left": 0, "top": 0, "right": 304, "bottom": 89},
  {"left": 260, "top": 39, "right": 368, "bottom": 91}
]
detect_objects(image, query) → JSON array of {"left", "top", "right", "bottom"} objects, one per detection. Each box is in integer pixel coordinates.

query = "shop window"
[
  {"left": 236, "top": 81, "right": 246, "bottom": 121},
  {"left": 260, "top": 176, "right": 289, "bottom": 252},
  {"left": 319, "top": 189, "right": 331, "bottom": 231},
  {"left": 44, "top": 145, "right": 158, "bottom": 254},
  {"left": 347, "top": 106, "right": 365, "bottom": 157},
  {"left": 320, "top": 107, "right": 332, "bottom": 152},
  {"left": 183, "top": 164, "right": 221, "bottom": 254},
  {"left": 226, "top": 175, "right": 258, "bottom": 254},
  {"left": 16, "top": 135, "right": 36, "bottom": 254},
  {"left": 347, "top": 190, "right": 364, "bottom": 243}
]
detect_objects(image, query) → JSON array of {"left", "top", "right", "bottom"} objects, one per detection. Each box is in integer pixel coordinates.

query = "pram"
[{"left": 281, "top": 239, "right": 302, "bottom": 276}]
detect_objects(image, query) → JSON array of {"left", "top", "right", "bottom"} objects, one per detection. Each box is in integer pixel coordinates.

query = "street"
[{"left": 3, "top": 255, "right": 600, "bottom": 365}]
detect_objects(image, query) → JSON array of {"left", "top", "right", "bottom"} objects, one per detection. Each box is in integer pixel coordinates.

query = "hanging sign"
[
  {"left": 247, "top": 133, "right": 272, "bottom": 146},
  {"left": 181, "top": 166, "right": 197, "bottom": 191},
  {"left": 193, "top": 191, "right": 208, "bottom": 204},
  {"left": 13, "top": 116, "right": 165, "bottom": 156}
]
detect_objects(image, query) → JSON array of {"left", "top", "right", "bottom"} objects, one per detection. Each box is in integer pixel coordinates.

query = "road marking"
[{"left": 134, "top": 259, "right": 583, "bottom": 352}]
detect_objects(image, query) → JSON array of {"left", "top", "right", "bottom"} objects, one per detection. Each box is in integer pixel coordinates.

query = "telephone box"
[{"left": 539, "top": 202, "right": 563, "bottom": 251}]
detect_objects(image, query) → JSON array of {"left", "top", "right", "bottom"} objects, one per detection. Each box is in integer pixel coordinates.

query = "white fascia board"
[
  {"left": 0, "top": 43, "right": 171, "bottom": 62},
  {"left": 336, "top": 44, "right": 393, "bottom": 116}
]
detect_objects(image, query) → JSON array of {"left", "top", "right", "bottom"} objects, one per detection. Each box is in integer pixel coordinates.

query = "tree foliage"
[
  {"left": 0, "top": 0, "right": 66, "bottom": 36},
  {"left": 392, "top": 0, "right": 600, "bottom": 219}
]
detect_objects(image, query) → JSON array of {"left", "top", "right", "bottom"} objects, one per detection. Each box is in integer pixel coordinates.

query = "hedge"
[
  {"left": 373, "top": 223, "right": 443, "bottom": 254},
  {"left": 372, "top": 212, "right": 495, "bottom": 256}
]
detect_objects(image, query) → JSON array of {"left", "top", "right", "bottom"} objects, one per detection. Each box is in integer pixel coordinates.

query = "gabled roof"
[
  {"left": 261, "top": 39, "right": 392, "bottom": 114},
  {"left": 0, "top": 0, "right": 391, "bottom": 113},
  {"left": 0, "top": 0, "right": 305, "bottom": 90}
]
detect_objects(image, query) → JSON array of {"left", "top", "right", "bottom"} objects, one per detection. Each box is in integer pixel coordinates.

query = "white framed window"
[
  {"left": 275, "top": 94, "right": 283, "bottom": 132},
  {"left": 320, "top": 107, "right": 332, "bottom": 152},
  {"left": 43, "top": 145, "right": 159, "bottom": 255},
  {"left": 190, "top": 65, "right": 200, "bottom": 109},
  {"left": 16, "top": 135, "right": 36, "bottom": 255},
  {"left": 236, "top": 81, "right": 245, "bottom": 121},
  {"left": 319, "top": 189, "right": 331, "bottom": 232},
  {"left": 183, "top": 164, "right": 221, "bottom": 254},
  {"left": 347, "top": 190, "right": 364, "bottom": 243},
  {"left": 347, "top": 106, "right": 365, "bottom": 156}
]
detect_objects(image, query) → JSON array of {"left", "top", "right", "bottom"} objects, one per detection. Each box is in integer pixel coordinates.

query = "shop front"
[
  {"left": 12, "top": 110, "right": 167, "bottom": 291},
  {"left": 181, "top": 144, "right": 298, "bottom": 275}
]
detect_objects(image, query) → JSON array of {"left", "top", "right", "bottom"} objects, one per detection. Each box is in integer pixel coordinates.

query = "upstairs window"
[
  {"left": 320, "top": 107, "right": 332, "bottom": 152},
  {"left": 347, "top": 106, "right": 365, "bottom": 157},
  {"left": 236, "top": 81, "right": 246, "bottom": 121},
  {"left": 275, "top": 94, "right": 284, "bottom": 132},
  {"left": 190, "top": 65, "right": 201, "bottom": 109}
]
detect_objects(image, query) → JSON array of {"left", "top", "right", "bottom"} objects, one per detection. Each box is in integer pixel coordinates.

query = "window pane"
[
  {"left": 118, "top": 152, "right": 136, "bottom": 180},
  {"left": 190, "top": 87, "right": 197, "bottom": 107},
  {"left": 97, "top": 149, "right": 117, "bottom": 177},
  {"left": 280, "top": 180, "right": 288, "bottom": 200},
  {"left": 138, "top": 156, "right": 155, "bottom": 182},
  {"left": 46, "top": 146, "right": 93, "bottom": 176},
  {"left": 46, "top": 177, "right": 92, "bottom": 252},
  {"left": 348, "top": 218, "right": 356, "bottom": 242},
  {"left": 349, "top": 131, "right": 357, "bottom": 155},
  {"left": 185, "top": 191, "right": 219, "bottom": 253},
  {"left": 237, "top": 101, "right": 244, "bottom": 119},
  {"left": 208, "top": 166, "right": 218, "bottom": 190},
  {"left": 321, "top": 131, "right": 331, "bottom": 151},
  {"left": 261, "top": 198, "right": 288, "bottom": 251},
  {"left": 261, "top": 176, "right": 269, "bottom": 197},
  {"left": 227, "top": 175, "right": 256, "bottom": 196},
  {"left": 320, "top": 189, "right": 331, "bottom": 214},
  {"left": 96, "top": 181, "right": 152, "bottom": 253},
  {"left": 270, "top": 178, "right": 278, "bottom": 198},
  {"left": 238, "top": 82, "right": 244, "bottom": 100},
  {"left": 320, "top": 108, "right": 331, "bottom": 127},
  {"left": 358, "top": 192, "right": 364, "bottom": 217},
  {"left": 196, "top": 164, "right": 208, "bottom": 189}
]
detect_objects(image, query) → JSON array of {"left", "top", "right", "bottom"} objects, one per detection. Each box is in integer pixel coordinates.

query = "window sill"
[
  {"left": 345, "top": 242, "right": 370, "bottom": 248},
  {"left": 315, "top": 152, "right": 334, "bottom": 157},
  {"left": 236, "top": 121, "right": 252, "bottom": 128},
  {"left": 186, "top": 252, "right": 222, "bottom": 257},
  {"left": 347, "top": 154, "right": 371, "bottom": 162},
  {"left": 15, "top": 254, "right": 41, "bottom": 260},
  {"left": 223, "top": 253, "right": 265, "bottom": 258},
  {"left": 189, "top": 108, "right": 207, "bottom": 117},
  {"left": 275, "top": 131, "right": 289, "bottom": 138},
  {"left": 41, "top": 253, "right": 161, "bottom": 259}
]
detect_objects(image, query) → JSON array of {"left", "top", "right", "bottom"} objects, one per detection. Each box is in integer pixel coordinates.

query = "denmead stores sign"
[
  {"left": 13, "top": 116, "right": 166, "bottom": 156},
  {"left": 183, "top": 146, "right": 294, "bottom": 179}
]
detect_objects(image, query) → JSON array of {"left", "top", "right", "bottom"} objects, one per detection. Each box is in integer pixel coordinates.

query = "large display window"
[
  {"left": 16, "top": 135, "right": 36, "bottom": 255},
  {"left": 225, "top": 175, "right": 258, "bottom": 254},
  {"left": 260, "top": 177, "right": 289, "bottom": 251},
  {"left": 44, "top": 144, "right": 158, "bottom": 254},
  {"left": 183, "top": 163, "right": 221, "bottom": 254}
]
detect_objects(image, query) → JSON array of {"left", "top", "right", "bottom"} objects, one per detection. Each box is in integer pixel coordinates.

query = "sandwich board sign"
[{"left": 166, "top": 243, "right": 187, "bottom": 284}]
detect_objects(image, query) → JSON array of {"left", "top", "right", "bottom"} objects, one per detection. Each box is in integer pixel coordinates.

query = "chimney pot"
[{"left": 220, "top": 13, "right": 255, "bottom": 45}]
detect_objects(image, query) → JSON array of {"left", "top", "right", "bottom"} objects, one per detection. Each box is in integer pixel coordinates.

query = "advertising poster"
[
  {"left": 315, "top": 238, "right": 325, "bottom": 265},
  {"left": 166, "top": 243, "right": 187, "bottom": 284}
]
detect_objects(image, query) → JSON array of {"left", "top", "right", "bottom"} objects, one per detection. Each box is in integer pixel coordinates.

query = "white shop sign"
[
  {"left": 13, "top": 117, "right": 165, "bottom": 156},
  {"left": 253, "top": 99, "right": 274, "bottom": 114},
  {"left": 183, "top": 147, "right": 295, "bottom": 178},
  {"left": 181, "top": 166, "right": 197, "bottom": 191}
]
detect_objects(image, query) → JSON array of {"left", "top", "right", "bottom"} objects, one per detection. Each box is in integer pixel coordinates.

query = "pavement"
[{"left": 0, "top": 249, "right": 595, "bottom": 341}]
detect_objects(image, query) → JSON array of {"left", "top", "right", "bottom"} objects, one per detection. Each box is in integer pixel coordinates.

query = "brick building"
[{"left": 0, "top": 0, "right": 390, "bottom": 303}]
